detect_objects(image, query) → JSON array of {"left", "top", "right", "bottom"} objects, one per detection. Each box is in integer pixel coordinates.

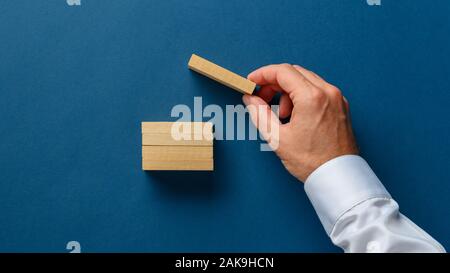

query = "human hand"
[{"left": 242, "top": 64, "right": 359, "bottom": 182}]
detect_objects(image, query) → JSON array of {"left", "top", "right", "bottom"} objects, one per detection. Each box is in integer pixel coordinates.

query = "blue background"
[{"left": 0, "top": 0, "right": 449, "bottom": 252}]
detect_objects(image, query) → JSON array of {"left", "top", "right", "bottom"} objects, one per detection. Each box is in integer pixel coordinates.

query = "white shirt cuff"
[{"left": 304, "top": 155, "right": 391, "bottom": 235}]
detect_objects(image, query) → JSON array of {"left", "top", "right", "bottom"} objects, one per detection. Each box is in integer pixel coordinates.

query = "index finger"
[{"left": 247, "top": 64, "right": 314, "bottom": 96}]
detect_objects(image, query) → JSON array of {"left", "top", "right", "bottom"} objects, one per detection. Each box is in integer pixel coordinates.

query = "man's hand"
[{"left": 242, "top": 64, "right": 359, "bottom": 182}]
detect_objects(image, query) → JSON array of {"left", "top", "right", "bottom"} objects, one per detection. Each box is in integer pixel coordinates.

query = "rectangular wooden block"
[
  {"left": 142, "top": 133, "right": 213, "bottom": 146},
  {"left": 142, "top": 145, "right": 213, "bottom": 161},
  {"left": 142, "top": 160, "right": 214, "bottom": 171},
  {"left": 188, "top": 54, "right": 256, "bottom": 95},
  {"left": 141, "top": 122, "right": 213, "bottom": 135},
  {"left": 141, "top": 122, "right": 213, "bottom": 146}
]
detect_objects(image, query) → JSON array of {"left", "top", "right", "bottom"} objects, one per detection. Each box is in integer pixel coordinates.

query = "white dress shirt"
[{"left": 304, "top": 155, "right": 446, "bottom": 253}]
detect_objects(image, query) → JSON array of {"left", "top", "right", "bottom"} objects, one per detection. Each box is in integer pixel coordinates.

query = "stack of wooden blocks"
[{"left": 141, "top": 122, "right": 214, "bottom": 171}]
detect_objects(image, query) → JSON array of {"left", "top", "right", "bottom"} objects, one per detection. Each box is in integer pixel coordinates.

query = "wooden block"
[
  {"left": 141, "top": 122, "right": 213, "bottom": 135},
  {"left": 142, "top": 146, "right": 213, "bottom": 161},
  {"left": 142, "top": 160, "right": 214, "bottom": 171},
  {"left": 142, "top": 133, "right": 212, "bottom": 146},
  {"left": 188, "top": 54, "right": 256, "bottom": 95},
  {"left": 141, "top": 122, "right": 213, "bottom": 146}
]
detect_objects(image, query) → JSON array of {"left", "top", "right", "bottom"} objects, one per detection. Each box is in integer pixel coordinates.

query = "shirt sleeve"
[{"left": 304, "top": 155, "right": 445, "bottom": 253}]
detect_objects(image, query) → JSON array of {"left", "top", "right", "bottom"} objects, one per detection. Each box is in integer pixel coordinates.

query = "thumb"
[{"left": 242, "top": 95, "right": 281, "bottom": 150}]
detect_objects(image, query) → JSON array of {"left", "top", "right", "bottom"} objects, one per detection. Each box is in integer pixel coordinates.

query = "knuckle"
[
  {"left": 327, "top": 85, "right": 342, "bottom": 99},
  {"left": 279, "top": 63, "right": 293, "bottom": 71},
  {"left": 293, "top": 64, "right": 305, "bottom": 71},
  {"left": 308, "top": 88, "right": 327, "bottom": 104}
]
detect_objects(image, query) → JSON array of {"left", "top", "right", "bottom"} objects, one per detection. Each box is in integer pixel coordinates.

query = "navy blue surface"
[{"left": 0, "top": 0, "right": 449, "bottom": 252}]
